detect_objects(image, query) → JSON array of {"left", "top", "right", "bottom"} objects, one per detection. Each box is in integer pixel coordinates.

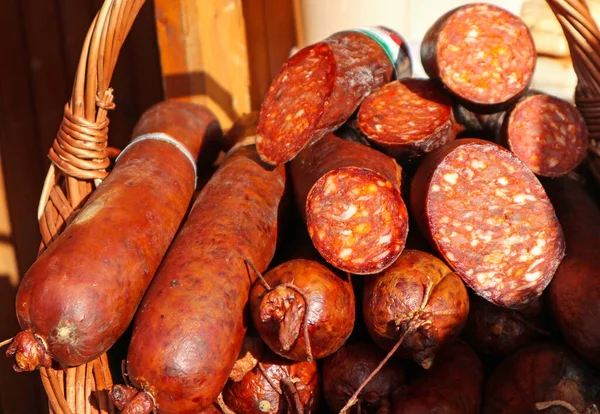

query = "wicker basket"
[
  {"left": 2, "top": 0, "right": 600, "bottom": 413},
  {"left": 547, "top": 0, "right": 600, "bottom": 183}
]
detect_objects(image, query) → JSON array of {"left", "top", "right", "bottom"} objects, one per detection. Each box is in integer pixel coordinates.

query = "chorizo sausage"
[
  {"left": 410, "top": 139, "right": 565, "bottom": 309},
  {"left": 363, "top": 250, "right": 469, "bottom": 369},
  {"left": 482, "top": 342, "right": 600, "bottom": 414},
  {"left": 322, "top": 342, "right": 405, "bottom": 413},
  {"left": 111, "top": 144, "right": 287, "bottom": 413},
  {"left": 8, "top": 100, "right": 221, "bottom": 370},
  {"left": 290, "top": 133, "right": 408, "bottom": 274},
  {"left": 357, "top": 78, "right": 463, "bottom": 159},
  {"left": 544, "top": 174, "right": 600, "bottom": 369},
  {"left": 421, "top": 3, "right": 535, "bottom": 111},
  {"left": 392, "top": 340, "right": 484, "bottom": 414},
  {"left": 257, "top": 27, "right": 411, "bottom": 165},
  {"left": 463, "top": 294, "right": 548, "bottom": 357},
  {"left": 455, "top": 94, "right": 589, "bottom": 177},
  {"left": 249, "top": 258, "right": 355, "bottom": 361},
  {"left": 222, "top": 349, "right": 319, "bottom": 414}
]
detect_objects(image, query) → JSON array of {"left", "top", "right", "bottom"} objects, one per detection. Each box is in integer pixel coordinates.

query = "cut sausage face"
[
  {"left": 256, "top": 43, "right": 335, "bottom": 165},
  {"left": 424, "top": 141, "right": 564, "bottom": 308},
  {"left": 306, "top": 167, "right": 408, "bottom": 274},
  {"left": 437, "top": 4, "right": 535, "bottom": 105},
  {"left": 506, "top": 94, "right": 588, "bottom": 177}
]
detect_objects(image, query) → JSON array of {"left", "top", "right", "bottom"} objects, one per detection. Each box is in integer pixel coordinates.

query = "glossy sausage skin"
[
  {"left": 363, "top": 250, "right": 469, "bottom": 369},
  {"left": 256, "top": 28, "right": 411, "bottom": 165},
  {"left": 11, "top": 100, "right": 221, "bottom": 369},
  {"left": 392, "top": 340, "right": 484, "bottom": 414},
  {"left": 545, "top": 175, "right": 600, "bottom": 368},
  {"left": 322, "top": 342, "right": 406, "bottom": 413},
  {"left": 222, "top": 349, "right": 320, "bottom": 414},
  {"left": 250, "top": 259, "right": 355, "bottom": 361},
  {"left": 482, "top": 342, "right": 600, "bottom": 413},
  {"left": 123, "top": 144, "right": 286, "bottom": 413}
]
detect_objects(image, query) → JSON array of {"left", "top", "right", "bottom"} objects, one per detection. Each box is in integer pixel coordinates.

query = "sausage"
[
  {"left": 290, "top": 133, "right": 409, "bottom": 274},
  {"left": 7, "top": 100, "right": 221, "bottom": 370},
  {"left": 222, "top": 349, "right": 320, "bottom": 414},
  {"left": 363, "top": 250, "right": 469, "bottom": 369},
  {"left": 110, "top": 144, "right": 287, "bottom": 413},
  {"left": 463, "top": 293, "right": 548, "bottom": 357},
  {"left": 482, "top": 342, "right": 600, "bottom": 413},
  {"left": 229, "top": 336, "right": 265, "bottom": 382},
  {"left": 322, "top": 342, "right": 406, "bottom": 413},
  {"left": 392, "top": 340, "right": 484, "bottom": 414},
  {"left": 249, "top": 258, "right": 355, "bottom": 361},
  {"left": 256, "top": 27, "right": 411, "bottom": 165},
  {"left": 357, "top": 78, "right": 463, "bottom": 159},
  {"left": 421, "top": 3, "right": 535, "bottom": 111},
  {"left": 544, "top": 175, "right": 600, "bottom": 369},
  {"left": 455, "top": 94, "right": 589, "bottom": 177},
  {"left": 410, "top": 138, "right": 565, "bottom": 309}
]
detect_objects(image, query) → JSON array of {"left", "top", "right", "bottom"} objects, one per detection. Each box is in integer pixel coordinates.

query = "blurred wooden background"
[{"left": 0, "top": 0, "right": 296, "bottom": 412}]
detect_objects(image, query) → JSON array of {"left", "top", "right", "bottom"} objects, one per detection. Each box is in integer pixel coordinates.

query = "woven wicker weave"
[
  {"left": 547, "top": 0, "right": 600, "bottom": 183},
  {"left": 33, "top": 0, "right": 145, "bottom": 413}
]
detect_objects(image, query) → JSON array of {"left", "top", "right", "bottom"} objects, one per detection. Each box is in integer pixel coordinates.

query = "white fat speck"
[
  {"left": 373, "top": 250, "right": 390, "bottom": 261},
  {"left": 295, "top": 109, "right": 305, "bottom": 118},
  {"left": 443, "top": 173, "right": 458, "bottom": 185},
  {"left": 471, "top": 159, "right": 486, "bottom": 169},
  {"left": 524, "top": 195, "right": 537, "bottom": 201},
  {"left": 432, "top": 184, "right": 441, "bottom": 192},
  {"left": 470, "top": 239, "right": 479, "bottom": 247},
  {"left": 513, "top": 194, "right": 526, "bottom": 204},
  {"left": 531, "top": 239, "right": 546, "bottom": 256},
  {"left": 547, "top": 158, "right": 559, "bottom": 168},
  {"left": 351, "top": 257, "right": 366, "bottom": 264},
  {"left": 338, "top": 205, "right": 358, "bottom": 220},
  {"left": 375, "top": 124, "right": 383, "bottom": 132},
  {"left": 498, "top": 177, "right": 509, "bottom": 186},
  {"left": 525, "top": 271, "right": 542, "bottom": 282},
  {"left": 377, "top": 180, "right": 386, "bottom": 187},
  {"left": 476, "top": 272, "right": 490, "bottom": 284},
  {"left": 440, "top": 216, "right": 450, "bottom": 224},
  {"left": 465, "top": 225, "right": 473, "bottom": 231},
  {"left": 527, "top": 258, "right": 546, "bottom": 272},
  {"left": 446, "top": 252, "right": 456, "bottom": 261},
  {"left": 324, "top": 176, "right": 337, "bottom": 195},
  {"left": 468, "top": 29, "right": 479, "bottom": 38},
  {"left": 341, "top": 229, "right": 352, "bottom": 236},
  {"left": 339, "top": 248, "right": 353, "bottom": 259},
  {"left": 378, "top": 234, "right": 392, "bottom": 245}
]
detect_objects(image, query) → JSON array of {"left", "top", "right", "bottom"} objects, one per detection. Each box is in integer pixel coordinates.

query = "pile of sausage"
[{"left": 6, "top": 3, "right": 600, "bottom": 414}]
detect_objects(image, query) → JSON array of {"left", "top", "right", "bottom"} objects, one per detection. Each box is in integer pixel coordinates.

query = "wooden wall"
[{"left": 0, "top": 1, "right": 163, "bottom": 412}]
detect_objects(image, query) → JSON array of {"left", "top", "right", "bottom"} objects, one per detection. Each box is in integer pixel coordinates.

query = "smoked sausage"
[
  {"left": 257, "top": 27, "right": 411, "bottom": 165},
  {"left": 8, "top": 100, "right": 221, "bottom": 370},
  {"left": 544, "top": 175, "right": 600, "bottom": 369},
  {"left": 421, "top": 3, "right": 536, "bottom": 111},
  {"left": 410, "top": 139, "right": 565, "bottom": 309},
  {"left": 222, "top": 349, "right": 320, "bottom": 414},
  {"left": 363, "top": 250, "right": 469, "bottom": 369},
  {"left": 290, "top": 133, "right": 408, "bottom": 274},
  {"left": 249, "top": 258, "right": 355, "bottom": 361},
  {"left": 392, "top": 340, "right": 484, "bottom": 414},
  {"left": 322, "top": 342, "right": 405, "bottom": 413},
  {"left": 357, "top": 78, "right": 462, "bottom": 159},
  {"left": 111, "top": 144, "right": 287, "bottom": 413},
  {"left": 482, "top": 342, "right": 600, "bottom": 414}
]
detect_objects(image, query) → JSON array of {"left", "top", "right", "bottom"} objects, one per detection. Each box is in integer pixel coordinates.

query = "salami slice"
[
  {"left": 421, "top": 3, "right": 535, "bottom": 110},
  {"left": 411, "top": 139, "right": 565, "bottom": 309},
  {"left": 291, "top": 134, "right": 408, "bottom": 275},
  {"left": 257, "top": 27, "right": 411, "bottom": 165},
  {"left": 357, "top": 78, "right": 462, "bottom": 158}
]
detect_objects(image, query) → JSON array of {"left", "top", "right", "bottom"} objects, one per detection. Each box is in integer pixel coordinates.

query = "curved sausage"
[
  {"left": 410, "top": 138, "right": 565, "bottom": 309},
  {"left": 392, "top": 340, "right": 484, "bottom": 414},
  {"left": 249, "top": 258, "right": 355, "bottom": 361},
  {"left": 291, "top": 133, "right": 408, "bottom": 274},
  {"left": 544, "top": 175, "right": 600, "bottom": 369},
  {"left": 363, "top": 250, "right": 469, "bottom": 369},
  {"left": 357, "top": 78, "right": 462, "bottom": 159},
  {"left": 112, "top": 144, "right": 287, "bottom": 413},
  {"left": 463, "top": 294, "right": 548, "bottom": 357},
  {"left": 257, "top": 27, "right": 411, "bottom": 165},
  {"left": 482, "top": 342, "right": 600, "bottom": 414},
  {"left": 8, "top": 100, "right": 221, "bottom": 370},
  {"left": 222, "top": 349, "right": 319, "bottom": 414},
  {"left": 421, "top": 3, "right": 535, "bottom": 111},
  {"left": 322, "top": 342, "right": 406, "bottom": 413}
]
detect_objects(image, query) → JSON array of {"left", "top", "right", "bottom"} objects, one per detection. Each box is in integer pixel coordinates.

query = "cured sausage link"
[
  {"left": 290, "top": 134, "right": 408, "bottom": 274},
  {"left": 257, "top": 28, "right": 411, "bottom": 165},
  {"left": 411, "top": 139, "right": 565, "bottom": 308},
  {"left": 114, "top": 145, "right": 286, "bottom": 414},
  {"left": 8, "top": 100, "right": 221, "bottom": 370},
  {"left": 357, "top": 78, "right": 463, "bottom": 159},
  {"left": 421, "top": 3, "right": 535, "bottom": 111}
]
